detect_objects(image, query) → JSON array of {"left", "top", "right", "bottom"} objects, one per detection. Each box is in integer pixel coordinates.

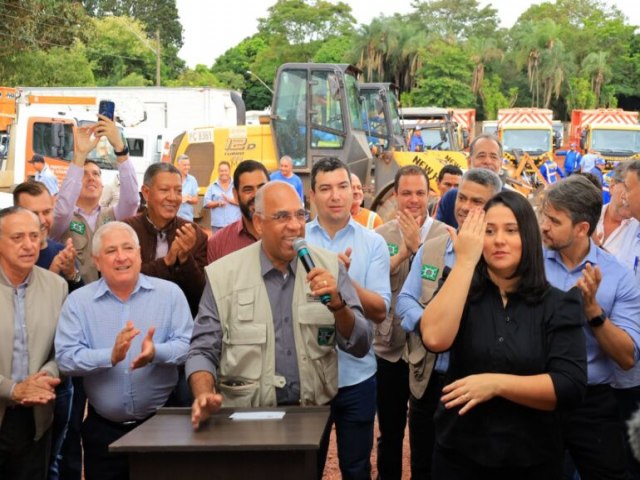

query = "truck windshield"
[
  {"left": 421, "top": 127, "right": 451, "bottom": 150},
  {"left": 344, "top": 75, "right": 364, "bottom": 132},
  {"left": 387, "top": 91, "right": 402, "bottom": 136},
  {"left": 361, "top": 89, "right": 388, "bottom": 139},
  {"left": 32, "top": 122, "right": 74, "bottom": 162},
  {"left": 273, "top": 69, "right": 308, "bottom": 167},
  {"left": 591, "top": 129, "right": 640, "bottom": 154},
  {"left": 502, "top": 129, "right": 550, "bottom": 154}
]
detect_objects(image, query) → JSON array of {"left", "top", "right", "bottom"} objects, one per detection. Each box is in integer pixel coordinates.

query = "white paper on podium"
[{"left": 229, "top": 411, "right": 286, "bottom": 421}]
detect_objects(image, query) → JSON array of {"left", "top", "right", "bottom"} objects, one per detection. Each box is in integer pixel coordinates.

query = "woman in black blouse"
[{"left": 420, "top": 191, "right": 587, "bottom": 479}]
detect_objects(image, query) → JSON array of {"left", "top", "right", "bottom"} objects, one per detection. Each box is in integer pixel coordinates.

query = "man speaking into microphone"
[{"left": 186, "top": 181, "right": 372, "bottom": 473}]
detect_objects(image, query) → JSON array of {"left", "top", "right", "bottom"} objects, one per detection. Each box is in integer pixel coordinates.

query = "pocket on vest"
[
  {"left": 298, "top": 304, "right": 338, "bottom": 401},
  {"left": 407, "top": 332, "right": 429, "bottom": 379},
  {"left": 218, "top": 379, "right": 260, "bottom": 408},
  {"left": 221, "top": 323, "right": 266, "bottom": 380}
]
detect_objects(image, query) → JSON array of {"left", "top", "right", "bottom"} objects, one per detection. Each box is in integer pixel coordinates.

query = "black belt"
[{"left": 87, "top": 404, "right": 153, "bottom": 430}]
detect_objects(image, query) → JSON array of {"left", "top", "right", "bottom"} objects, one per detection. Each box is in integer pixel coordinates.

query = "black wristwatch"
[
  {"left": 327, "top": 294, "right": 347, "bottom": 313},
  {"left": 113, "top": 145, "right": 129, "bottom": 157},
  {"left": 588, "top": 311, "right": 606, "bottom": 328}
]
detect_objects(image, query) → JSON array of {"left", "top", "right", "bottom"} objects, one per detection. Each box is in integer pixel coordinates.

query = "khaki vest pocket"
[
  {"left": 221, "top": 323, "right": 267, "bottom": 380},
  {"left": 219, "top": 378, "right": 260, "bottom": 408}
]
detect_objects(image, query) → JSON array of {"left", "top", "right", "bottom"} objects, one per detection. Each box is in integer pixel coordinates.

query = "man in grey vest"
[
  {"left": 187, "top": 181, "right": 371, "bottom": 478},
  {"left": 51, "top": 115, "right": 139, "bottom": 283},
  {"left": 0, "top": 207, "right": 68, "bottom": 480},
  {"left": 374, "top": 165, "right": 447, "bottom": 479},
  {"left": 396, "top": 169, "right": 502, "bottom": 478}
]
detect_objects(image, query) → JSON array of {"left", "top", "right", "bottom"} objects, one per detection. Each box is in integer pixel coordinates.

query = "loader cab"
[
  {"left": 359, "top": 82, "right": 405, "bottom": 152},
  {"left": 271, "top": 63, "right": 372, "bottom": 180}
]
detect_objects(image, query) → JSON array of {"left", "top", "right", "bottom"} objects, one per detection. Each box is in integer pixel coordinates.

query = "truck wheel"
[{"left": 371, "top": 182, "right": 396, "bottom": 223}]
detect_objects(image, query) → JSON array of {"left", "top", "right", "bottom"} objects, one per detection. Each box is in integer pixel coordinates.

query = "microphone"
[{"left": 293, "top": 237, "right": 331, "bottom": 305}]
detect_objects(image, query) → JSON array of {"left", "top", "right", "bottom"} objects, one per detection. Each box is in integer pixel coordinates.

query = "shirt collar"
[
  {"left": 306, "top": 216, "right": 356, "bottom": 239},
  {"left": 93, "top": 273, "right": 154, "bottom": 300},
  {"left": 143, "top": 213, "right": 176, "bottom": 235},
  {"left": 258, "top": 243, "right": 298, "bottom": 278},
  {"left": 544, "top": 240, "right": 600, "bottom": 270}
]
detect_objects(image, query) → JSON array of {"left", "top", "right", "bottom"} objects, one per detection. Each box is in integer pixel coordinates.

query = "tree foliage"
[{"left": 1, "top": 0, "right": 639, "bottom": 120}]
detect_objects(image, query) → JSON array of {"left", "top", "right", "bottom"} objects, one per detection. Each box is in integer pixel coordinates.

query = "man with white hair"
[
  {"left": 55, "top": 221, "right": 192, "bottom": 480},
  {"left": 0, "top": 206, "right": 68, "bottom": 480}
]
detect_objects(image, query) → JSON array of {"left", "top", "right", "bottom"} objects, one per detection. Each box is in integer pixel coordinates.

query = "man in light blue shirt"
[
  {"left": 306, "top": 157, "right": 390, "bottom": 480},
  {"left": 177, "top": 154, "right": 199, "bottom": 222},
  {"left": 55, "top": 221, "right": 193, "bottom": 480},
  {"left": 203, "top": 161, "right": 241, "bottom": 233},
  {"left": 29, "top": 154, "right": 59, "bottom": 196},
  {"left": 270, "top": 155, "right": 304, "bottom": 204},
  {"left": 395, "top": 168, "right": 502, "bottom": 478},
  {"left": 622, "top": 161, "right": 640, "bottom": 287},
  {"left": 540, "top": 175, "right": 640, "bottom": 479}
]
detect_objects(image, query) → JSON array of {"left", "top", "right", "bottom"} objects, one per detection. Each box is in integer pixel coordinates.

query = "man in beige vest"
[
  {"left": 0, "top": 207, "right": 68, "bottom": 480},
  {"left": 186, "top": 181, "right": 372, "bottom": 477},
  {"left": 374, "top": 165, "right": 447, "bottom": 479},
  {"left": 51, "top": 115, "right": 139, "bottom": 283}
]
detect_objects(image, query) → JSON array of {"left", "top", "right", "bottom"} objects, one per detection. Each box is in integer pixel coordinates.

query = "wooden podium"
[{"left": 109, "top": 406, "right": 330, "bottom": 480}]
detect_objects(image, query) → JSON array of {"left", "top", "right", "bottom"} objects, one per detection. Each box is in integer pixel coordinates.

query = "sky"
[{"left": 176, "top": 0, "right": 640, "bottom": 68}]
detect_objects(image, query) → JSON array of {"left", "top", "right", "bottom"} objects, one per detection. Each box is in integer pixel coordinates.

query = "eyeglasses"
[{"left": 257, "top": 209, "right": 308, "bottom": 224}]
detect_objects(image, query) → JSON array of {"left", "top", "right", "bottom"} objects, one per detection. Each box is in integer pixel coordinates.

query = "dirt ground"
[{"left": 323, "top": 415, "right": 411, "bottom": 479}]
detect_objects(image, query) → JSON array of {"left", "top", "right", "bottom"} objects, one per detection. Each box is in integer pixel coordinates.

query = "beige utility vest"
[
  {"left": 406, "top": 232, "right": 450, "bottom": 399},
  {"left": 207, "top": 241, "right": 340, "bottom": 408},
  {"left": 63, "top": 208, "right": 115, "bottom": 283},
  {"left": 375, "top": 219, "right": 448, "bottom": 363}
]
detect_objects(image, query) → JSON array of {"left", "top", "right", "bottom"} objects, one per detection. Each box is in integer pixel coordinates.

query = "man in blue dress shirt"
[
  {"left": 29, "top": 154, "right": 59, "bottom": 197},
  {"left": 269, "top": 155, "right": 304, "bottom": 204},
  {"left": 540, "top": 175, "right": 640, "bottom": 479},
  {"left": 306, "top": 157, "right": 391, "bottom": 479},
  {"left": 176, "top": 154, "right": 199, "bottom": 222},
  {"left": 55, "top": 221, "right": 193, "bottom": 480}
]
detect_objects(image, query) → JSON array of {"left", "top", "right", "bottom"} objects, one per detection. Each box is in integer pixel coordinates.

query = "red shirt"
[{"left": 207, "top": 218, "right": 258, "bottom": 263}]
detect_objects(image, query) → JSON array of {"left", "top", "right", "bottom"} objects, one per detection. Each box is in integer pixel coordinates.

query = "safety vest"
[
  {"left": 62, "top": 207, "right": 115, "bottom": 283},
  {"left": 374, "top": 219, "right": 448, "bottom": 363},
  {"left": 207, "top": 241, "right": 340, "bottom": 407},
  {"left": 406, "top": 233, "right": 450, "bottom": 399}
]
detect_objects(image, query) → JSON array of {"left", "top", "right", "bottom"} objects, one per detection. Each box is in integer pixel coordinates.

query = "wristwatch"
[
  {"left": 588, "top": 311, "right": 606, "bottom": 328},
  {"left": 69, "top": 270, "right": 82, "bottom": 284},
  {"left": 113, "top": 145, "right": 129, "bottom": 157},
  {"left": 327, "top": 294, "right": 347, "bottom": 313}
]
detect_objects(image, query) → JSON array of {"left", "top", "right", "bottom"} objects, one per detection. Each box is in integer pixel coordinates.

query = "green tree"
[
  {"left": 166, "top": 65, "right": 224, "bottom": 87},
  {"left": 481, "top": 75, "right": 516, "bottom": 120},
  {"left": 82, "top": 0, "right": 185, "bottom": 78},
  {"left": 1, "top": 42, "right": 95, "bottom": 86},
  {"left": 411, "top": 0, "right": 499, "bottom": 41},
  {"left": 257, "top": 0, "right": 355, "bottom": 45},
  {"left": 566, "top": 77, "right": 596, "bottom": 111},
  {"left": 467, "top": 37, "right": 503, "bottom": 97},
  {"left": 1, "top": 1, "right": 91, "bottom": 55},
  {"left": 87, "top": 16, "right": 157, "bottom": 85},
  {"left": 408, "top": 41, "right": 475, "bottom": 107},
  {"left": 313, "top": 36, "right": 352, "bottom": 63},
  {"left": 581, "top": 51, "right": 612, "bottom": 106}
]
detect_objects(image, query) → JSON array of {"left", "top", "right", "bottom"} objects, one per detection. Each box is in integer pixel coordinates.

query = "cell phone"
[{"left": 98, "top": 100, "right": 115, "bottom": 121}]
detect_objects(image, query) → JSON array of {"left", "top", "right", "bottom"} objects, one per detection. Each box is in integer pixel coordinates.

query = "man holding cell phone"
[{"left": 51, "top": 106, "right": 139, "bottom": 284}]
